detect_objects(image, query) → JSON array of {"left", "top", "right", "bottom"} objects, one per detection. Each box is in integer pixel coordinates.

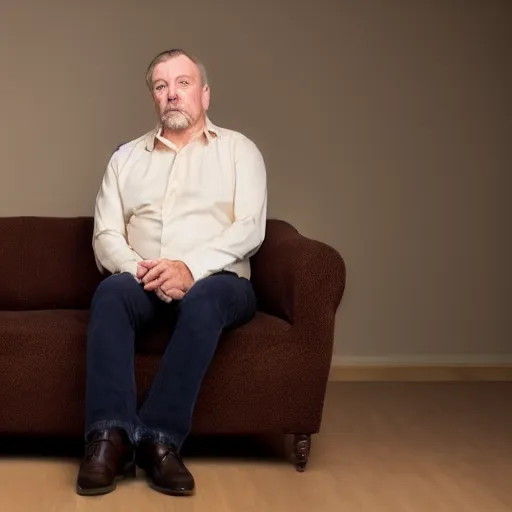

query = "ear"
[{"left": 202, "top": 84, "right": 210, "bottom": 111}]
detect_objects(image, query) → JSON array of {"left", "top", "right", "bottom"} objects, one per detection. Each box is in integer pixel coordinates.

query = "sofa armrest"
[{"left": 250, "top": 220, "right": 346, "bottom": 329}]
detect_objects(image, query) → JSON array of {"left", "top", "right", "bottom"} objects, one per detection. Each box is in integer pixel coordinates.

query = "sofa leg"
[{"left": 293, "top": 434, "right": 311, "bottom": 472}]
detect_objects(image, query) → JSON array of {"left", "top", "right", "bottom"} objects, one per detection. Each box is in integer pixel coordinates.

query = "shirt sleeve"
[
  {"left": 182, "top": 136, "right": 268, "bottom": 282},
  {"left": 92, "top": 152, "right": 142, "bottom": 277}
]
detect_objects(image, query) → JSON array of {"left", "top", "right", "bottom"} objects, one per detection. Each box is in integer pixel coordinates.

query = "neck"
[{"left": 161, "top": 118, "right": 206, "bottom": 150}]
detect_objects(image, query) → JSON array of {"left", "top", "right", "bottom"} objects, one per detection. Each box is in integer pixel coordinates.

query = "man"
[{"left": 76, "top": 49, "right": 267, "bottom": 497}]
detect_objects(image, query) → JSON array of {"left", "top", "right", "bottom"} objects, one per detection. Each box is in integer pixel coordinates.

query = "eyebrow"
[{"left": 152, "top": 74, "right": 195, "bottom": 87}]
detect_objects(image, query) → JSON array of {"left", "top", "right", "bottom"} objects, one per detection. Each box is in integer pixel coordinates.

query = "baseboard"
[{"left": 328, "top": 355, "right": 512, "bottom": 382}]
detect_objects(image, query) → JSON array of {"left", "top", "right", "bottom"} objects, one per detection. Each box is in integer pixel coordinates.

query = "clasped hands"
[{"left": 136, "top": 259, "right": 194, "bottom": 300}]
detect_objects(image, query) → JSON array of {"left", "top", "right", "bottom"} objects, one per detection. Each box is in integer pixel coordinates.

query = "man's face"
[{"left": 151, "top": 54, "right": 210, "bottom": 132}]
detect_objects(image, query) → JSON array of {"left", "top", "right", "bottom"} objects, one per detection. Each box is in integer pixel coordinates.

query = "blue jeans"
[{"left": 84, "top": 271, "right": 257, "bottom": 450}]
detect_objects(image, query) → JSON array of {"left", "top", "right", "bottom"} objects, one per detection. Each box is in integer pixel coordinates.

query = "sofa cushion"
[
  {"left": 0, "top": 308, "right": 300, "bottom": 436},
  {"left": 0, "top": 310, "right": 89, "bottom": 435},
  {"left": 0, "top": 217, "right": 103, "bottom": 310},
  {"left": 135, "top": 310, "right": 290, "bottom": 355},
  {"left": 134, "top": 311, "right": 310, "bottom": 434}
]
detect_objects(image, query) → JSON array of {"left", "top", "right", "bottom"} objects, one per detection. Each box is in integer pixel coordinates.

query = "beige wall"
[{"left": 0, "top": 0, "right": 510, "bottom": 363}]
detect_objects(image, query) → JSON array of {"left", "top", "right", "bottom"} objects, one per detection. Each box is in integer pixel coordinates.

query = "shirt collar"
[{"left": 145, "top": 116, "right": 219, "bottom": 151}]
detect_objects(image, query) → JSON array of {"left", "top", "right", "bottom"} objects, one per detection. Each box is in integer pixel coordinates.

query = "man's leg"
[
  {"left": 136, "top": 271, "right": 257, "bottom": 495},
  {"left": 77, "top": 272, "right": 161, "bottom": 496}
]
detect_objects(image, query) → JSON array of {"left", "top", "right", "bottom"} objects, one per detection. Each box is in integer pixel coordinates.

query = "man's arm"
[
  {"left": 93, "top": 153, "right": 142, "bottom": 277},
  {"left": 181, "top": 136, "right": 267, "bottom": 282}
]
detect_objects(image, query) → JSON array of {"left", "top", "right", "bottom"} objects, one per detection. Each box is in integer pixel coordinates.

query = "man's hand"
[
  {"left": 139, "top": 259, "right": 194, "bottom": 299},
  {"left": 136, "top": 262, "right": 150, "bottom": 280}
]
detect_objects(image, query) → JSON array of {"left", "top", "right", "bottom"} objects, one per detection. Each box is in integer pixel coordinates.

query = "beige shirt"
[{"left": 92, "top": 117, "right": 267, "bottom": 293}]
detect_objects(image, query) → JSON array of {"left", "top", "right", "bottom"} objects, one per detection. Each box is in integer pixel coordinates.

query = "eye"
[
  {"left": 155, "top": 84, "right": 166, "bottom": 91},
  {"left": 180, "top": 80, "right": 190, "bottom": 86}
]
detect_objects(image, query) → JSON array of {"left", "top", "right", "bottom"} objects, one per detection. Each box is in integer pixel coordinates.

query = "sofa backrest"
[{"left": 0, "top": 217, "right": 103, "bottom": 310}]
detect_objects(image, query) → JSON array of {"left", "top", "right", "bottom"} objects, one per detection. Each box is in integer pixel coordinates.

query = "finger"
[
  {"left": 144, "top": 278, "right": 163, "bottom": 291},
  {"left": 144, "top": 269, "right": 172, "bottom": 291},
  {"left": 136, "top": 264, "right": 148, "bottom": 279},
  {"left": 140, "top": 259, "right": 160, "bottom": 269},
  {"left": 161, "top": 282, "right": 180, "bottom": 295},
  {"left": 142, "top": 262, "right": 166, "bottom": 284},
  {"left": 168, "top": 288, "right": 185, "bottom": 300},
  {"left": 161, "top": 276, "right": 187, "bottom": 294}
]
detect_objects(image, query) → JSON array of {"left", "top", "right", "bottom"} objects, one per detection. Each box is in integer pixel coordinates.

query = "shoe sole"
[
  {"left": 76, "top": 482, "right": 117, "bottom": 496},
  {"left": 147, "top": 479, "right": 195, "bottom": 497},
  {"left": 76, "top": 459, "right": 136, "bottom": 496}
]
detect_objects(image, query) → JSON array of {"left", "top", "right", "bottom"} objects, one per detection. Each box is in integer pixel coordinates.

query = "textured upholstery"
[
  {"left": 0, "top": 217, "right": 346, "bottom": 439},
  {"left": 0, "top": 217, "right": 102, "bottom": 311}
]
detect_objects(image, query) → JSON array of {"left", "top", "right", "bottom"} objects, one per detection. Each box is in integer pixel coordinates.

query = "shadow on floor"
[{"left": 0, "top": 434, "right": 295, "bottom": 465}]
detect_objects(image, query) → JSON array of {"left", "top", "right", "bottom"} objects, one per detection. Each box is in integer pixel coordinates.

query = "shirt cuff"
[{"left": 119, "top": 260, "right": 140, "bottom": 280}]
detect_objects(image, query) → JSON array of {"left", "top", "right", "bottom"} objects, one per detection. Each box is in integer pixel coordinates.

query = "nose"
[{"left": 167, "top": 84, "right": 178, "bottom": 103}]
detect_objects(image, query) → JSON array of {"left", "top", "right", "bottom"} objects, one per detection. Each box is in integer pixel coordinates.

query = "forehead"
[{"left": 152, "top": 55, "right": 200, "bottom": 81}]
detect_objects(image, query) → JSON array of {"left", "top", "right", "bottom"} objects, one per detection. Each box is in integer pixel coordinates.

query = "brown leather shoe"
[
  {"left": 76, "top": 428, "right": 135, "bottom": 496},
  {"left": 136, "top": 440, "right": 195, "bottom": 496}
]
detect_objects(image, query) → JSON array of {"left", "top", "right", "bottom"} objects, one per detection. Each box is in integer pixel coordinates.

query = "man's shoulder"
[
  {"left": 106, "top": 129, "right": 156, "bottom": 175},
  {"left": 111, "top": 129, "right": 154, "bottom": 160},
  {"left": 212, "top": 122, "right": 250, "bottom": 141},
  {"left": 212, "top": 123, "right": 261, "bottom": 154}
]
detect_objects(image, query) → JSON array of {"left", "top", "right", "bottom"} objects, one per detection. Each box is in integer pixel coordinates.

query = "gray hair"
[{"left": 145, "top": 49, "right": 209, "bottom": 90}]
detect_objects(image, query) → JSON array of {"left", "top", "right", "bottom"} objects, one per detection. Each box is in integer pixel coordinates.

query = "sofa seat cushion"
[
  {"left": 0, "top": 309, "right": 308, "bottom": 436},
  {"left": 136, "top": 310, "right": 291, "bottom": 355},
  {"left": 0, "top": 309, "right": 89, "bottom": 360},
  {"left": 135, "top": 312, "right": 307, "bottom": 434},
  {"left": 0, "top": 310, "right": 89, "bottom": 434}
]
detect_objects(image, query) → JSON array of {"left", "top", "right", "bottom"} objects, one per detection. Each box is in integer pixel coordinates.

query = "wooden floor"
[{"left": 0, "top": 382, "right": 511, "bottom": 511}]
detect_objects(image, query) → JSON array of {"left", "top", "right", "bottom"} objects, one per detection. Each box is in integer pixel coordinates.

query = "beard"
[{"left": 161, "top": 109, "right": 191, "bottom": 131}]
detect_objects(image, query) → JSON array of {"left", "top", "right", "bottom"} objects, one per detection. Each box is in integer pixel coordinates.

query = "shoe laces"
[
  {"left": 160, "top": 448, "right": 180, "bottom": 465},
  {"left": 85, "top": 440, "right": 102, "bottom": 460},
  {"left": 85, "top": 438, "right": 114, "bottom": 460}
]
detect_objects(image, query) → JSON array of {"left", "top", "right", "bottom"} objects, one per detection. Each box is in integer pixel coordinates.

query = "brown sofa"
[{"left": 0, "top": 216, "right": 345, "bottom": 470}]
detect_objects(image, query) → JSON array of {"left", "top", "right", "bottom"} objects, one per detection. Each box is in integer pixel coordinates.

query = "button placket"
[
  {"left": 163, "top": 150, "right": 181, "bottom": 209},
  {"left": 160, "top": 149, "right": 182, "bottom": 257}
]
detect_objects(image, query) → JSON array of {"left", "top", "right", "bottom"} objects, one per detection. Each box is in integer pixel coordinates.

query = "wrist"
[{"left": 178, "top": 261, "right": 194, "bottom": 282}]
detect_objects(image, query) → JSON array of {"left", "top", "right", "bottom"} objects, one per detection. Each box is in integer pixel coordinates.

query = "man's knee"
[
  {"left": 180, "top": 273, "right": 255, "bottom": 326},
  {"left": 93, "top": 272, "right": 140, "bottom": 301},
  {"left": 181, "top": 274, "right": 234, "bottom": 306}
]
